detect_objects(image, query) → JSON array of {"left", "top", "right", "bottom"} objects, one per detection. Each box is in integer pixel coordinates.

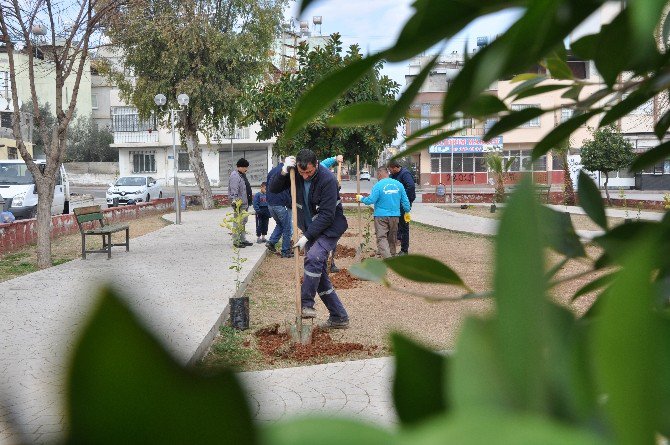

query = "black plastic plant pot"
[
  {"left": 230, "top": 296, "right": 249, "bottom": 330},
  {"left": 490, "top": 204, "right": 497, "bottom": 213}
]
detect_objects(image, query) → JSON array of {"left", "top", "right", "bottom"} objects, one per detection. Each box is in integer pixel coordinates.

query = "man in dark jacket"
[
  {"left": 388, "top": 159, "right": 416, "bottom": 255},
  {"left": 269, "top": 149, "right": 349, "bottom": 329},
  {"left": 265, "top": 162, "right": 293, "bottom": 258}
]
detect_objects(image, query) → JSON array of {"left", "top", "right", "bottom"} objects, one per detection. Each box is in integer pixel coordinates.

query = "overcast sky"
[{"left": 287, "top": 0, "right": 523, "bottom": 89}]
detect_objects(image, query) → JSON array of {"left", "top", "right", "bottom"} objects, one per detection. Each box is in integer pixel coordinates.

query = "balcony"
[
  {"left": 0, "top": 111, "right": 33, "bottom": 143},
  {"left": 113, "top": 131, "right": 159, "bottom": 144}
]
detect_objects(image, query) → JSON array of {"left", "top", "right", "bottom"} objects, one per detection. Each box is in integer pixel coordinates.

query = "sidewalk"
[{"left": 0, "top": 208, "right": 268, "bottom": 444}]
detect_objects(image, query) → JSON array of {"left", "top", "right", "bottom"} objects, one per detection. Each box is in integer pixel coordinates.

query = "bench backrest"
[{"left": 74, "top": 205, "right": 105, "bottom": 229}]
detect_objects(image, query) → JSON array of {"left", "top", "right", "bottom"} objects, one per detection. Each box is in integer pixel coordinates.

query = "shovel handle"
[
  {"left": 337, "top": 159, "right": 342, "bottom": 184},
  {"left": 289, "top": 168, "right": 302, "bottom": 325}
]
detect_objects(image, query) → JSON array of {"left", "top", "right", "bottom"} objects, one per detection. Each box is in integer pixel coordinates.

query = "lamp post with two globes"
[{"left": 154, "top": 93, "right": 189, "bottom": 224}]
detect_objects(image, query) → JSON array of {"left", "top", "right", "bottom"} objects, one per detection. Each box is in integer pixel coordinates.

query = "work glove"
[
  {"left": 293, "top": 235, "right": 308, "bottom": 251},
  {"left": 336, "top": 155, "right": 344, "bottom": 163},
  {"left": 404, "top": 213, "right": 411, "bottom": 223},
  {"left": 282, "top": 156, "right": 296, "bottom": 175},
  {"left": 355, "top": 194, "right": 363, "bottom": 202}
]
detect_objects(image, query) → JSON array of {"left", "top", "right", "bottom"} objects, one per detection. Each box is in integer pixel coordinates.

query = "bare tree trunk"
[
  {"left": 34, "top": 175, "right": 56, "bottom": 269},
  {"left": 604, "top": 172, "right": 611, "bottom": 206},
  {"left": 184, "top": 129, "right": 214, "bottom": 209},
  {"left": 562, "top": 152, "right": 576, "bottom": 205}
]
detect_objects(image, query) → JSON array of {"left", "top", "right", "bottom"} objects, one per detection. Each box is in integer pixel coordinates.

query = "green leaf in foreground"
[
  {"left": 398, "top": 411, "right": 607, "bottom": 445},
  {"left": 594, "top": 234, "right": 664, "bottom": 444},
  {"left": 67, "top": 286, "right": 255, "bottom": 444},
  {"left": 392, "top": 333, "right": 448, "bottom": 425},
  {"left": 577, "top": 171, "right": 607, "bottom": 230},
  {"left": 630, "top": 140, "right": 670, "bottom": 172},
  {"left": 349, "top": 258, "right": 388, "bottom": 284},
  {"left": 384, "top": 254, "right": 464, "bottom": 286},
  {"left": 262, "top": 417, "right": 395, "bottom": 445},
  {"left": 328, "top": 102, "right": 388, "bottom": 127},
  {"left": 284, "top": 54, "right": 382, "bottom": 139}
]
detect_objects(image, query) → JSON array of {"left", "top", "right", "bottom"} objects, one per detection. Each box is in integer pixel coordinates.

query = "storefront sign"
[{"left": 428, "top": 136, "right": 503, "bottom": 153}]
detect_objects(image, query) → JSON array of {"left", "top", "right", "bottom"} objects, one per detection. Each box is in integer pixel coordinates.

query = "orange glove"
[{"left": 404, "top": 213, "right": 411, "bottom": 223}]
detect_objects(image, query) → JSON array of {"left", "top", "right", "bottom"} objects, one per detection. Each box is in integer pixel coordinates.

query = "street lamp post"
[{"left": 154, "top": 93, "right": 189, "bottom": 224}]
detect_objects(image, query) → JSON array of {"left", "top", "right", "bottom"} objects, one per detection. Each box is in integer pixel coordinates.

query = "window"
[
  {"left": 131, "top": 151, "right": 156, "bottom": 173},
  {"left": 409, "top": 118, "right": 421, "bottom": 134},
  {"left": 552, "top": 155, "right": 565, "bottom": 170},
  {"left": 511, "top": 104, "right": 541, "bottom": 127},
  {"left": 474, "top": 154, "right": 487, "bottom": 172},
  {"left": 430, "top": 154, "right": 440, "bottom": 173},
  {"left": 462, "top": 153, "right": 474, "bottom": 172},
  {"left": 560, "top": 107, "right": 574, "bottom": 123},
  {"left": 504, "top": 150, "right": 521, "bottom": 171},
  {"left": 0, "top": 71, "right": 10, "bottom": 99},
  {"left": 7, "top": 147, "right": 17, "bottom": 159},
  {"left": 178, "top": 151, "right": 191, "bottom": 171},
  {"left": 112, "top": 107, "right": 156, "bottom": 132},
  {"left": 91, "top": 94, "right": 98, "bottom": 110}
]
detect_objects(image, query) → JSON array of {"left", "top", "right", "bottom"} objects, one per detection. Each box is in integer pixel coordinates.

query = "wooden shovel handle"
[{"left": 290, "top": 168, "right": 301, "bottom": 321}]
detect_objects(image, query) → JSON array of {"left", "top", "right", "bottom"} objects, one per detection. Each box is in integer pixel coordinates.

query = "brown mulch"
[
  {"left": 254, "top": 323, "right": 376, "bottom": 362},
  {"left": 335, "top": 245, "right": 357, "bottom": 258},
  {"left": 328, "top": 269, "right": 360, "bottom": 289}
]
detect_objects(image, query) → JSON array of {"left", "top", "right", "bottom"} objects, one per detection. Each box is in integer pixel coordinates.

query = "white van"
[{"left": 0, "top": 160, "right": 70, "bottom": 219}]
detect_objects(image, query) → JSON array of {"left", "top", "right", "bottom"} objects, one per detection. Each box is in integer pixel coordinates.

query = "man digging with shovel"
[{"left": 269, "top": 149, "right": 350, "bottom": 329}]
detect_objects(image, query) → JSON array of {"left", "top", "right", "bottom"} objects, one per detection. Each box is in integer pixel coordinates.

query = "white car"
[
  {"left": 359, "top": 170, "right": 371, "bottom": 181},
  {"left": 106, "top": 176, "right": 162, "bottom": 206}
]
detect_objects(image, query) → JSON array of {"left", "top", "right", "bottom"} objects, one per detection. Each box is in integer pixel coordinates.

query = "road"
[{"left": 70, "top": 179, "right": 376, "bottom": 206}]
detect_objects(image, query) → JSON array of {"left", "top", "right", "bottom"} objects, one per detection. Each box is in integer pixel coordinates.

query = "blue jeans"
[
  {"left": 302, "top": 235, "right": 348, "bottom": 322},
  {"left": 268, "top": 205, "right": 292, "bottom": 255}
]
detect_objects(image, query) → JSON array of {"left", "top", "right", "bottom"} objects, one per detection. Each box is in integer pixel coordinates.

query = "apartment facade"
[{"left": 405, "top": 54, "right": 666, "bottom": 190}]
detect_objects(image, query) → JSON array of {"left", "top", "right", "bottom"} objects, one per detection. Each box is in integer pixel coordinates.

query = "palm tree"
[{"left": 485, "top": 152, "right": 514, "bottom": 203}]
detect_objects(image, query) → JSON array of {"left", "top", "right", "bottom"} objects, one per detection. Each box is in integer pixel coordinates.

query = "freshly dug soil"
[
  {"left": 334, "top": 245, "right": 357, "bottom": 258},
  {"left": 328, "top": 269, "right": 359, "bottom": 289},
  {"left": 254, "top": 323, "right": 376, "bottom": 363}
]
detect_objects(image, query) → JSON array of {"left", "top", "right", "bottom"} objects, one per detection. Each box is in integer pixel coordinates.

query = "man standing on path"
[
  {"left": 269, "top": 149, "right": 350, "bottom": 329},
  {"left": 388, "top": 159, "right": 416, "bottom": 256},
  {"left": 228, "top": 158, "right": 253, "bottom": 248},
  {"left": 357, "top": 167, "right": 411, "bottom": 258},
  {"left": 266, "top": 161, "right": 294, "bottom": 258}
]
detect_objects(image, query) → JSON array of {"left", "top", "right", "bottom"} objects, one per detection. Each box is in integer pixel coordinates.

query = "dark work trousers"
[
  {"left": 398, "top": 207, "right": 410, "bottom": 253},
  {"left": 255, "top": 208, "right": 270, "bottom": 236},
  {"left": 302, "top": 235, "right": 349, "bottom": 322},
  {"left": 268, "top": 206, "right": 292, "bottom": 255}
]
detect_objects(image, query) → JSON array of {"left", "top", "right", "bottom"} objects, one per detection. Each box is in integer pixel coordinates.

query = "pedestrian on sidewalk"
[
  {"left": 388, "top": 159, "right": 416, "bottom": 256},
  {"left": 253, "top": 182, "right": 271, "bottom": 243},
  {"left": 357, "top": 167, "right": 411, "bottom": 258},
  {"left": 269, "top": 149, "right": 350, "bottom": 329},
  {"left": 228, "top": 158, "right": 253, "bottom": 248},
  {"left": 266, "top": 161, "right": 294, "bottom": 258}
]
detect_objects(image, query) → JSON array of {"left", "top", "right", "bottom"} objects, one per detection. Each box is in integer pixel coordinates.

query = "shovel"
[{"left": 287, "top": 167, "right": 312, "bottom": 345}]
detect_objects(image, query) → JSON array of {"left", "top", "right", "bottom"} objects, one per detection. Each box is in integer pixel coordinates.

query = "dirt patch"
[
  {"left": 335, "top": 245, "right": 357, "bottom": 258},
  {"left": 254, "top": 323, "right": 376, "bottom": 363},
  {"left": 202, "top": 212, "right": 605, "bottom": 372},
  {"left": 329, "top": 269, "right": 360, "bottom": 289}
]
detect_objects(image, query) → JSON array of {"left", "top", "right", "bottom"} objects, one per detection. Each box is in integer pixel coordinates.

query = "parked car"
[
  {"left": 359, "top": 170, "right": 371, "bottom": 181},
  {"left": 106, "top": 176, "right": 162, "bottom": 206}
]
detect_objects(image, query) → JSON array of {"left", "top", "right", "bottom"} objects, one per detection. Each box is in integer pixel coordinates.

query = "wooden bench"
[
  {"left": 504, "top": 185, "right": 551, "bottom": 202},
  {"left": 74, "top": 205, "right": 129, "bottom": 259}
]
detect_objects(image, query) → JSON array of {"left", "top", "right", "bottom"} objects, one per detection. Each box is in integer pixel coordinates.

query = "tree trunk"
[
  {"left": 604, "top": 172, "right": 611, "bottom": 206},
  {"left": 562, "top": 152, "right": 576, "bottom": 205},
  {"left": 184, "top": 129, "right": 214, "bottom": 209},
  {"left": 35, "top": 175, "right": 57, "bottom": 269}
]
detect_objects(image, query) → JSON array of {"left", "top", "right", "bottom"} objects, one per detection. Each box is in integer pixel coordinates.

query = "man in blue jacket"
[
  {"left": 269, "top": 149, "right": 349, "bottom": 329},
  {"left": 265, "top": 162, "right": 293, "bottom": 258},
  {"left": 388, "top": 159, "right": 416, "bottom": 256},
  {"left": 357, "top": 167, "right": 411, "bottom": 258}
]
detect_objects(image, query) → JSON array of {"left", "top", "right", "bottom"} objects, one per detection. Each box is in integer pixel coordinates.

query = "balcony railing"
[{"left": 113, "top": 131, "right": 159, "bottom": 144}]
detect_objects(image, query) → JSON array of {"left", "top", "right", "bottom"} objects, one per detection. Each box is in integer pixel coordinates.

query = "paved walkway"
[{"left": 0, "top": 202, "right": 665, "bottom": 443}]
